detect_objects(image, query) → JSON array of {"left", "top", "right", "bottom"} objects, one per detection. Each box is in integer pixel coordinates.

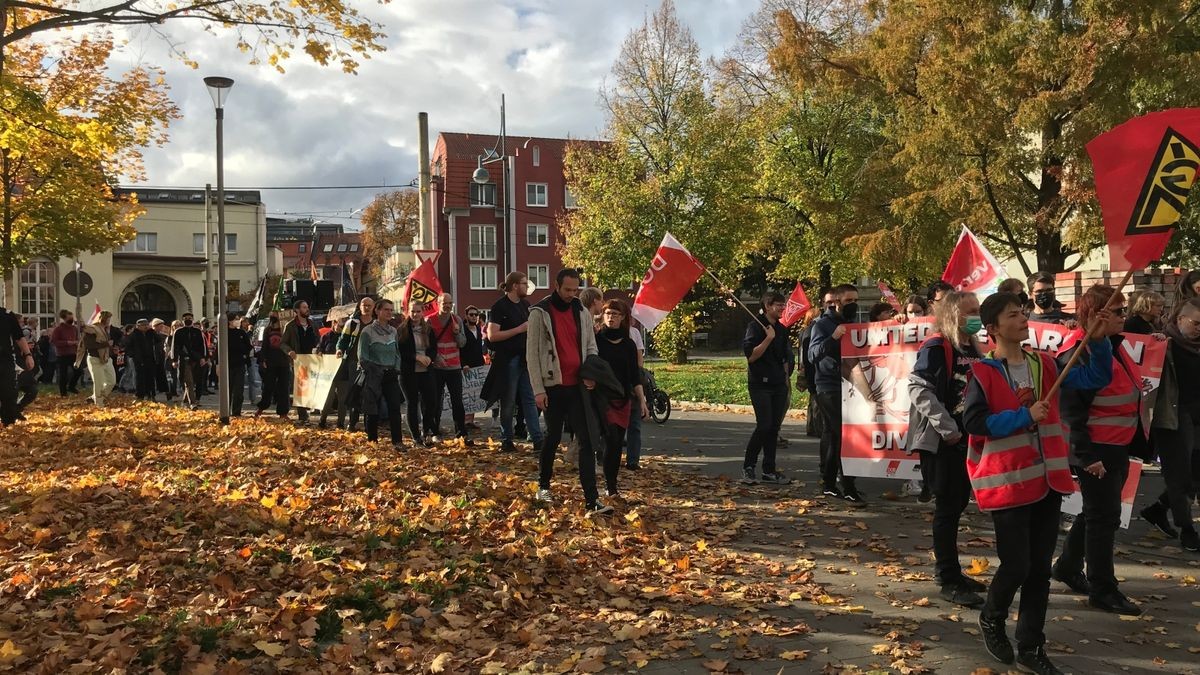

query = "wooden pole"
[
  {"left": 1040, "top": 267, "right": 1136, "bottom": 403},
  {"left": 705, "top": 269, "right": 762, "bottom": 324}
]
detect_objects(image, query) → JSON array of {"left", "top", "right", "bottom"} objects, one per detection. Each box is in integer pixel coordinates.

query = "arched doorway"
[{"left": 120, "top": 281, "right": 178, "bottom": 326}]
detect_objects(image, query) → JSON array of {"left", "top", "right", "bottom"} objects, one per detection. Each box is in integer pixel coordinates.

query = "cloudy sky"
[{"left": 120, "top": 0, "right": 753, "bottom": 228}]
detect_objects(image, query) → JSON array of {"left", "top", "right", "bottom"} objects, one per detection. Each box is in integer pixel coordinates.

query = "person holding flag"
[{"left": 739, "top": 291, "right": 794, "bottom": 485}]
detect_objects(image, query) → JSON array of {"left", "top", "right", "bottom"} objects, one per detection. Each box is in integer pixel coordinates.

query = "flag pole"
[
  {"left": 1040, "top": 266, "right": 1135, "bottom": 403},
  {"left": 704, "top": 269, "right": 762, "bottom": 324}
]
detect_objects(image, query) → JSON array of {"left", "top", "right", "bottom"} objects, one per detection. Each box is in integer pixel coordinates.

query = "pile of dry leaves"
[{"left": 0, "top": 398, "right": 827, "bottom": 673}]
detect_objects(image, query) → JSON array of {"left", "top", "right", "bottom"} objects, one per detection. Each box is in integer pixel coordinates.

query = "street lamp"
[
  {"left": 205, "top": 75, "right": 234, "bottom": 426},
  {"left": 472, "top": 94, "right": 513, "bottom": 278}
]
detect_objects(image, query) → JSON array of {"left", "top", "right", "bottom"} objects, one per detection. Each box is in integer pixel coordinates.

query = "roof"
[
  {"left": 434, "top": 132, "right": 606, "bottom": 163},
  {"left": 116, "top": 187, "right": 263, "bottom": 205}
]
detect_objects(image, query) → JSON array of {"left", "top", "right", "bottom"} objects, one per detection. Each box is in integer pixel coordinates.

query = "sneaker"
[
  {"left": 586, "top": 501, "right": 614, "bottom": 517},
  {"left": 776, "top": 436, "right": 789, "bottom": 448},
  {"left": 740, "top": 468, "right": 757, "bottom": 485},
  {"left": 534, "top": 489, "right": 553, "bottom": 504},
  {"left": 1182, "top": 528, "right": 1200, "bottom": 552},
  {"left": 501, "top": 440, "right": 517, "bottom": 453},
  {"left": 940, "top": 583, "right": 984, "bottom": 608},
  {"left": 1140, "top": 503, "right": 1179, "bottom": 538},
  {"left": 1088, "top": 591, "right": 1141, "bottom": 616},
  {"left": 841, "top": 488, "right": 867, "bottom": 505},
  {"left": 978, "top": 614, "right": 1014, "bottom": 665},
  {"left": 1015, "top": 646, "right": 1062, "bottom": 675},
  {"left": 421, "top": 439, "right": 435, "bottom": 449},
  {"left": 392, "top": 442, "right": 407, "bottom": 452},
  {"left": 1050, "top": 563, "right": 1090, "bottom": 595},
  {"left": 624, "top": 463, "right": 640, "bottom": 471},
  {"left": 957, "top": 575, "right": 987, "bottom": 593},
  {"left": 430, "top": 435, "right": 442, "bottom": 444},
  {"left": 918, "top": 485, "right": 933, "bottom": 503},
  {"left": 760, "top": 471, "right": 792, "bottom": 485},
  {"left": 605, "top": 487, "right": 620, "bottom": 498},
  {"left": 822, "top": 486, "right": 844, "bottom": 499}
]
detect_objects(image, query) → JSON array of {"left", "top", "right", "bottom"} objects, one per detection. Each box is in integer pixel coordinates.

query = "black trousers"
[
  {"left": 603, "top": 412, "right": 631, "bottom": 492},
  {"left": 744, "top": 383, "right": 789, "bottom": 474},
  {"left": 258, "top": 365, "right": 290, "bottom": 417},
  {"left": 366, "top": 370, "right": 405, "bottom": 443},
  {"left": 982, "top": 492, "right": 1063, "bottom": 652},
  {"left": 228, "top": 362, "right": 246, "bottom": 416},
  {"left": 57, "top": 357, "right": 81, "bottom": 395},
  {"left": 134, "top": 360, "right": 156, "bottom": 399},
  {"left": 919, "top": 446, "right": 973, "bottom": 585},
  {"left": 16, "top": 367, "right": 37, "bottom": 413},
  {"left": 1057, "top": 448, "right": 1129, "bottom": 598},
  {"left": 0, "top": 362, "right": 18, "bottom": 424},
  {"left": 433, "top": 368, "right": 467, "bottom": 438},
  {"left": 402, "top": 370, "right": 438, "bottom": 437},
  {"left": 153, "top": 362, "right": 170, "bottom": 398},
  {"left": 1152, "top": 405, "right": 1198, "bottom": 532},
  {"left": 539, "top": 385, "right": 599, "bottom": 506},
  {"left": 815, "top": 390, "right": 855, "bottom": 490}
]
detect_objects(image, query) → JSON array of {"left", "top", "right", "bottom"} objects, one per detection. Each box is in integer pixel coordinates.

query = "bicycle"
[{"left": 641, "top": 367, "right": 671, "bottom": 424}]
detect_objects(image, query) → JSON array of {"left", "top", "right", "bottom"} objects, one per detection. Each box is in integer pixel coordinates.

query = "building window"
[
  {"left": 336, "top": 243, "right": 348, "bottom": 252},
  {"left": 526, "top": 183, "right": 548, "bottom": 207},
  {"left": 469, "top": 224, "right": 496, "bottom": 260},
  {"left": 18, "top": 261, "right": 56, "bottom": 330},
  {"left": 225, "top": 234, "right": 237, "bottom": 254},
  {"left": 564, "top": 187, "right": 579, "bottom": 209},
  {"left": 470, "top": 264, "right": 497, "bottom": 290},
  {"left": 299, "top": 243, "right": 307, "bottom": 253},
  {"left": 470, "top": 183, "right": 496, "bottom": 207},
  {"left": 119, "top": 232, "right": 157, "bottom": 253},
  {"left": 527, "top": 223, "right": 549, "bottom": 247},
  {"left": 532, "top": 145, "right": 540, "bottom": 167},
  {"left": 349, "top": 244, "right": 359, "bottom": 252},
  {"left": 527, "top": 264, "right": 549, "bottom": 290},
  {"left": 323, "top": 244, "right": 333, "bottom": 253},
  {"left": 193, "top": 233, "right": 206, "bottom": 255},
  {"left": 193, "top": 233, "right": 237, "bottom": 255}
]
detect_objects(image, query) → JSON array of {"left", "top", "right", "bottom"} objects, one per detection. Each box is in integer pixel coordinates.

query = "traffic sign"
[{"left": 63, "top": 270, "right": 93, "bottom": 297}]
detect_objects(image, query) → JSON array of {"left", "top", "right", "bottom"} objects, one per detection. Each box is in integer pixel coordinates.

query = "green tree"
[
  {"left": 562, "top": 0, "right": 760, "bottom": 359},
  {"left": 770, "top": 0, "right": 1200, "bottom": 274}
]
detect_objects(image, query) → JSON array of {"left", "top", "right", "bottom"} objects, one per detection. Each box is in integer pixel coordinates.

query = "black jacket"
[
  {"left": 127, "top": 329, "right": 158, "bottom": 366},
  {"left": 227, "top": 327, "right": 254, "bottom": 366},
  {"left": 807, "top": 309, "right": 849, "bottom": 394},
  {"left": 462, "top": 323, "right": 486, "bottom": 368},
  {"left": 173, "top": 325, "right": 206, "bottom": 362},
  {"left": 579, "top": 354, "right": 627, "bottom": 450},
  {"left": 743, "top": 317, "right": 793, "bottom": 387}
]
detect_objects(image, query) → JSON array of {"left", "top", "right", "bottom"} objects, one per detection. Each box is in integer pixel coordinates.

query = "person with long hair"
[
  {"left": 1124, "top": 290, "right": 1165, "bottom": 335},
  {"left": 332, "top": 296, "right": 375, "bottom": 431},
  {"left": 358, "top": 298, "right": 406, "bottom": 449},
  {"left": 255, "top": 315, "right": 290, "bottom": 418},
  {"left": 397, "top": 298, "right": 438, "bottom": 446},
  {"left": 595, "top": 299, "right": 648, "bottom": 496},
  {"left": 906, "top": 290, "right": 986, "bottom": 607},
  {"left": 1172, "top": 269, "right": 1200, "bottom": 316}
]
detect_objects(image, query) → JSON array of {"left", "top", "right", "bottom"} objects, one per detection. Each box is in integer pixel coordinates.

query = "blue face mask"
[{"left": 964, "top": 315, "right": 983, "bottom": 336}]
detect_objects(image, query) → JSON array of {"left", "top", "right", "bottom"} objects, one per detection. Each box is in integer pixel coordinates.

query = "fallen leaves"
[{"left": 964, "top": 558, "right": 991, "bottom": 576}]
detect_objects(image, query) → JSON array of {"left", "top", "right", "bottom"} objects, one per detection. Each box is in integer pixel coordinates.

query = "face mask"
[
  {"left": 1033, "top": 291, "right": 1056, "bottom": 310},
  {"left": 964, "top": 315, "right": 983, "bottom": 335},
  {"left": 184, "top": 319, "right": 193, "bottom": 326},
  {"left": 841, "top": 302, "right": 859, "bottom": 321}
]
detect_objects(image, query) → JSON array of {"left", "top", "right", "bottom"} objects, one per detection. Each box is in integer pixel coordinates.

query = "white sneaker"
[
  {"left": 535, "top": 489, "right": 553, "bottom": 503},
  {"left": 430, "top": 435, "right": 442, "bottom": 444}
]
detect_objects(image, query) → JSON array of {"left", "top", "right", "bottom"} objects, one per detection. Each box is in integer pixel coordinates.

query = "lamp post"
[
  {"left": 472, "top": 94, "right": 512, "bottom": 280},
  {"left": 205, "top": 75, "right": 234, "bottom": 425}
]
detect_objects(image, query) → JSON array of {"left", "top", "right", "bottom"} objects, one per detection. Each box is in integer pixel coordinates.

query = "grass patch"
[{"left": 651, "top": 358, "right": 807, "bottom": 408}]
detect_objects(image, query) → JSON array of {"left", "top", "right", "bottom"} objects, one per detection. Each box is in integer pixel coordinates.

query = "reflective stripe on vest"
[
  {"left": 966, "top": 353, "right": 1077, "bottom": 512},
  {"left": 1085, "top": 349, "right": 1141, "bottom": 445}
]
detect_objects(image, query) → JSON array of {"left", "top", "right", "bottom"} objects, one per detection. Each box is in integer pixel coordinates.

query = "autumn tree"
[
  {"left": 562, "top": 0, "right": 759, "bottom": 360},
  {"left": 360, "top": 189, "right": 419, "bottom": 269},
  {"left": 770, "top": 0, "right": 1200, "bottom": 274}
]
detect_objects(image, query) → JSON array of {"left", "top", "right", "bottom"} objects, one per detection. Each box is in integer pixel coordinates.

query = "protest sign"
[
  {"left": 448, "top": 364, "right": 493, "bottom": 415},
  {"left": 293, "top": 355, "right": 340, "bottom": 410}
]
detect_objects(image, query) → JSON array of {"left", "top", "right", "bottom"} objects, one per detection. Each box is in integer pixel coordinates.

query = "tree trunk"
[{"left": 1035, "top": 116, "right": 1068, "bottom": 274}]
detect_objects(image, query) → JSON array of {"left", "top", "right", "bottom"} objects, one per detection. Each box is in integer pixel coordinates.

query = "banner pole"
[
  {"left": 704, "top": 269, "right": 762, "bottom": 324},
  {"left": 1040, "top": 267, "right": 1136, "bottom": 403}
]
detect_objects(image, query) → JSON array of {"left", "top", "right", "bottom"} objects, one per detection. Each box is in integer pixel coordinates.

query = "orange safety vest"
[
  {"left": 1060, "top": 331, "right": 1142, "bottom": 446},
  {"left": 966, "top": 351, "right": 1075, "bottom": 512}
]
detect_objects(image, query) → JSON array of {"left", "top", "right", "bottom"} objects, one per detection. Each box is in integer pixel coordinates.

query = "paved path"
[{"left": 633, "top": 411, "right": 1200, "bottom": 675}]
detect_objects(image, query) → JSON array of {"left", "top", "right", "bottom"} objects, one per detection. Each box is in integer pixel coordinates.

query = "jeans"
[
  {"left": 539, "top": 385, "right": 599, "bottom": 507},
  {"left": 501, "top": 356, "right": 544, "bottom": 444},
  {"left": 919, "top": 446, "right": 972, "bottom": 585},
  {"left": 434, "top": 368, "right": 467, "bottom": 438},
  {"left": 815, "top": 390, "right": 855, "bottom": 490},
  {"left": 1056, "top": 447, "right": 1129, "bottom": 598},
  {"left": 1152, "top": 405, "right": 1198, "bottom": 531},
  {"left": 982, "top": 492, "right": 1062, "bottom": 652},
  {"left": 87, "top": 356, "right": 116, "bottom": 406},
  {"left": 246, "top": 361, "right": 261, "bottom": 403},
  {"left": 744, "top": 383, "right": 789, "bottom": 474},
  {"left": 257, "top": 365, "right": 290, "bottom": 417},
  {"left": 625, "top": 407, "right": 643, "bottom": 467},
  {"left": 366, "top": 370, "right": 405, "bottom": 443},
  {"left": 56, "top": 357, "right": 81, "bottom": 395}
]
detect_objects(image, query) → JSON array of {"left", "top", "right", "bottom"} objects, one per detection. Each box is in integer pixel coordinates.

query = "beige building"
[{"left": 16, "top": 188, "right": 267, "bottom": 328}]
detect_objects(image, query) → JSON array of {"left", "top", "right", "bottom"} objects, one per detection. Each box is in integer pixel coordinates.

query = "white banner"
[
  {"left": 445, "top": 365, "right": 493, "bottom": 415},
  {"left": 293, "top": 355, "right": 339, "bottom": 410}
]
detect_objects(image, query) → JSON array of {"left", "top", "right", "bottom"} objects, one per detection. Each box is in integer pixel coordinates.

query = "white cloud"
[{"left": 113, "top": 0, "right": 753, "bottom": 222}]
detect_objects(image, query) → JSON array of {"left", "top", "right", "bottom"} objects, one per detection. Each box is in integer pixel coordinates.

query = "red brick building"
[
  {"left": 429, "top": 132, "right": 604, "bottom": 315},
  {"left": 299, "top": 231, "right": 372, "bottom": 297}
]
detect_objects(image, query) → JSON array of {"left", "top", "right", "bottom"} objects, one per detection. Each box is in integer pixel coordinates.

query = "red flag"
[
  {"left": 877, "top": 281, "right": 901, "bottom": 310},
  {"left": 631, "top": 233, "right": 706, "bottom": 332},
  {"left": 1087, "top": 108, "right": 1200, "bottom": 270},
  {"left": 779, "top": 281, "right": 811, "bottom": 328},
  {"left": 404, "top": 259, "right": 443, "bottom": 317},
  {"left": 941, "top": 225, "right": 1005, "bottom": 294},
  {"left": 88, "top": 302, "right": 102, "bottom": 324}
]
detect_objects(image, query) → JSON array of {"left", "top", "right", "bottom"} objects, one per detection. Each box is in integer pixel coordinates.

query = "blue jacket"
[{"left": 807, "top": 309, "right": 848, "bottom": 394}]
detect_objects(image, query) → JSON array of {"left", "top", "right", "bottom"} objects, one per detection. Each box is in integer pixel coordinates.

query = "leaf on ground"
[
  {"left": 780, "top": 650, "right": 809, "bottom": 661},
  {"left": 430, "top": 652, "right": 453, "bottom": 672},
  {"left": 964, "top": 558, "right": 990, "bottom": 576},
  {"left": 253, "top": 641, "right": 284, "bottom": 657}
]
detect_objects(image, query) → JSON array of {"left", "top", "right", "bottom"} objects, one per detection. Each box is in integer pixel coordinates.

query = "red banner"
[
  {"left": 1087, "top": 108, "right": 1200, "bottom": 269},
  {"left": 779, "top": 281, "right": 811, "bottom": 328},
  {"left": 404, "top": 259, "right": 443, "bottom": 317},
  {"left": 630, "top": 233, "right": 706, "bottom": 332},
  {"left": 941, "top": 225, "right": 1005, "bottom": 294}
]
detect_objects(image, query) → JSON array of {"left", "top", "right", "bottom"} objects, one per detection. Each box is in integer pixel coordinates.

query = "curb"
[{"left": 673, "top": 400, "right": 809, "bottom": 420}]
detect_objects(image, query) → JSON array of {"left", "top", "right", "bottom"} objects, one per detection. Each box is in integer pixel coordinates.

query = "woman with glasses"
[
  {"left": 358, "top": 299, "right": 406, "bottom": 449},
  {"left": 595, "top": 299, "right": 649, "bottom": 496}
]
